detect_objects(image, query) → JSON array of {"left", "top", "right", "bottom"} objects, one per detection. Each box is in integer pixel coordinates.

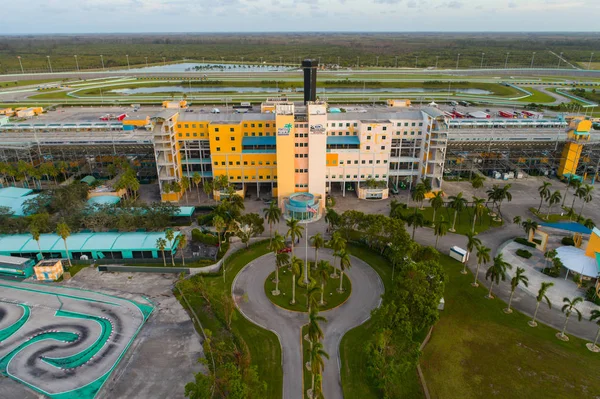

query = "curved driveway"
[{"left": 232, "top": 248, "right": 383, "bottom": 399}]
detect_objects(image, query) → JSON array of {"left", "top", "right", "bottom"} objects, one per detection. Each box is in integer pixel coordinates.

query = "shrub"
[
  {"left": 561, "top": 236, "right": 575, "bottom": 246},
  {"left": 514, "top": 237, "right": 536, "bottom": 248},
  {"left": 542, "top": 267, "right": 560, "bottom": 277},
  {"left": 533, "top": 238, "right": 542, "bottom": 245},
  {"left": 197, "top": 214, "right": 214, "bottom": 226},
  {"left": 585, "top": 287, "right": 600, "bottom": 305},
  {"left": 191, "top": 228, "right": 219, "bottom": 246},
  {"left": 516, "top": 249, "right": 533, "bottom": 259}
]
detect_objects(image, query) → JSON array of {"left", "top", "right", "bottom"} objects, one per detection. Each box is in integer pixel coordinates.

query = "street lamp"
[
  {"left": 163, "top": 57, "right": 166, "bottom": 66},
  {"left": 376, "top": 56, "right": 379, "bottom": 67},
  {"left": 435, "top": 56, "right": 439, "bottom": 69},
  {"left": 357, "top": 56, "right": 360, "bottom": 68},
  {"left": 74, "top": 55, "right": 79, "bottom": 71},
  {"left": 456, "top": 53, "right": 461, "bottom": 70},
  {"left": 337, "top": 56, "right": 340, "bottom": 67},
  {"left": 395, "top": 56, "right": 398, "bottom": 68},
  {"left": 46, "top": 56, "right": 52, "bottom": 73},
  {"left": 480, "top": 52, "right": 485, "bottom": 69},
  {"left": 531, "top": 52, "right": 536, "bottom": 69},
  {"left": 557, "top": 52, "right": 563, "bottom": 69},
  {"left": 126, "top": 54, "right": 130, "bottom": 70},
  {"left": 17, "top": 56, "right": 24, "bottom": 74},
  {"left": 505, "top": 52, "right": 510, "bottom": 69},
  {"left": 588, "top": 52, "right": 595, "bottom": 70},
  {"left": 145, "top": 57, "right": 148, "bottom": 67},
  {"left": 415, "top": 56, "right": 418, "bottom": 69},
  {"left": 100, "top": 54, "right": 105, "bottom": 70}
]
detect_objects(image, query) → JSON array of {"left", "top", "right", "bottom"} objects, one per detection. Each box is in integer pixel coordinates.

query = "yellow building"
[{"left": 34, "top": 259, "right": 64, "bottom": 281}]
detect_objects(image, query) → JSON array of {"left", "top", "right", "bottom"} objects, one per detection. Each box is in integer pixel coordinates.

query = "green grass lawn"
[
  {"left": 177, "top": 241, "right": 282, "bottom": 398},
  {"left": 264, "top": 263, "right": 351, "bottom": 312},
  {"left": 401, "top": 206, "right": 502, "bottom": 236},
  {"left": 520, "top": 87, "right": 556, "bottom": 103},
  {"left": 420, "top": 255, "right": 600, "bottom": 399},
  {"left": 67, "top": 264, "right": 88, "bottom": 277},
  {"left": 0, "top": 79, "right": 66, "bottom": 89},
  {"left": 340, "top": 244, "right": 424, "bottom": 399},
  {"left": 528, "top": 207, "right": 572, "bottom": 222}
]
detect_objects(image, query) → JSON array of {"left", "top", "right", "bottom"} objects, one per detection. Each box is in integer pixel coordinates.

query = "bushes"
[
  {"left": 516, "top": 249, "right": 533, "bottom": 259},
  {"left": 197, "top": 213, "right": 214, "bottom": 226},
  {"left": 543, "top": 257, "right": 564, "bottom": 278},
  {"left": 191, "top": 228, "right": 219, "bottom": 246},
  {"left": 562, "top": 236, "right": 575, "bottom": 246},
  {"left": 514, "top": 237, "right": 536, "bottom": 248},
  {"left": 585, "top": 287, "right": 600, "bottom": 306}
]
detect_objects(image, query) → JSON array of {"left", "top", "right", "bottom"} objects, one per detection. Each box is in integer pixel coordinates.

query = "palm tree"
[
  {"left": 505, "top": 267, "right": 529, "bottom": 313},
  {"left": 448, "top": 192, "right": 467, "bottom": 232},
  {"left": 56, "top": 221, "right": 72, "bottom": 268},
  {"left": 290, "top": 256, "right": 302, "bottom": 305},
  {"left": 165, "top": 229, "right": 176, "bottom": 266},
  {"left": 570, "top": 180, "right": 583, "bottom": 210},
  {"left": 429, "top": 190, "right": 444, "bottom": 225},
  {"left": 513, "top": 215, "right": 522, "bottom": 225},
  {"left": 473, "top": 244, "right": 491, "bottom": 287},
  {"left": 521, "top": 219, "right": 539, "bottom": 238},
  {"left": 192, "top": 172, "right": 202, "bottom": 203},
  {"left": 588, "top": 310, "right": 600, "bottom": 352},
  {"left": 156, "top": 238, "right": 167, "bottom": 267},
  {"left": 471, "top": 174, "right": 485, "bottom": 189},
  {"left": 263, "top": 201, "right": 282, "bottom": 244},
  {"left": 337, "top": 250, "right": 351, "bottom": 292},
  {"left": 406, "top": 210, "right": 425, "bottom": 240},
  {"left": 537, "top": 181, "right": 552, "bottom": 212},
  {"left": 274, "top": 252, "right": 289, "bottom": 296},
  {"left": 308, "top": 308, "right": 326, "bottom": 345},
  {"left": 583, "top": 218, "right": 596, "bottom": 230},
  {"left": 30, "top": 226, "right": 42, "bottom": 259},
  {"left": 546, "top": 190, "right": 562, "bottom": 220},
  {"left": 286, "top": 218, "right": 304, "bottom": 259},
  {"left": 529, "top": 282, "right": 553, "bottom": 327},
  {"left": 462, "top": 232, "right": 481, "bottom": 274},
  {"left": 316, "top": 260, "right": 329, "bottom": 305},
  {"left": 310, "top": 233, "right": 325, "bottom": 266},
  {"left": 578, "top": 184, "right": 593, "bottom": 220},
  {"left": 558, "top": 297, "right": 584, "bottom": 340},
  {"left": 433, "top": 216, "right": 449, "bottom": 249},
  {"left": 213, "top": 215, "right": 226, "bottom": 246},
  {"left": 412, "top": 182, "right": 426, "bottom": 210},
  {"left": 562, "top": 177, "right": 578, "bottom": 207},
  {"left": 324, "top": 208, "right": 339, "bottom": 232},
  {"left": 309, "top": 341, "right": 329, "bottom": 396},
  {"left": 328, "top": 232, "right": 346, "bottom": 278},
  {"left": 565, "top": 206, "right": 577, "bottom": 221},
  {"left": 180, "top": 177, "right": 190, "bottom": 204},
  {"left": 203, "top": 180, "right": 213, "bottom": 199},
  {"left": 177, "top": 234, "right": 188, "bottom": 266},
  {"left": 485, "top": 253, "right": 512, "bottom": 299},
  {"left": 471, "top": 196, "right": 485, "bottom": 233},
  {"left": 307, "top": 285, "right": 320, "bottom": 312},
  {"left": 497, "top": 184, "right": 512, "bottom": 220}
]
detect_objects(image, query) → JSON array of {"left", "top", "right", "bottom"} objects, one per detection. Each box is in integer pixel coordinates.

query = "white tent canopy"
[{"left": 556, "top": 246, "right": 599, "bottom": 279}]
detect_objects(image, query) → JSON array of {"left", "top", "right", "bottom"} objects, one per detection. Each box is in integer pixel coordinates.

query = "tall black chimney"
[{"left": 302, "top": 59, "right": 318, "bottom": 104}]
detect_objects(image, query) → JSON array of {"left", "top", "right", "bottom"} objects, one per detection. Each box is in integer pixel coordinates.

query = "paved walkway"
[{"left": 232, "top": 248, "right": 383, "bottom": 399}]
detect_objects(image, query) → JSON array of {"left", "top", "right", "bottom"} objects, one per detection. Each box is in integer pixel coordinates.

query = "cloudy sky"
[{"left": 1, "top": 0, "right": 598, "bottom": 33}]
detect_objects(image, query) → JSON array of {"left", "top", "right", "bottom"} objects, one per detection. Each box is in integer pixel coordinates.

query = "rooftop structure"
[{"left": 0, "top": 187, "right": 38, "bottom": 216}]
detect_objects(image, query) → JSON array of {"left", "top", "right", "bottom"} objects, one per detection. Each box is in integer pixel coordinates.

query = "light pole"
[
  {"left": 280, "top": 56, "right": 282, "bottom": 65},
  {"left": 74, "top": 55, "right": 79, "bottom": 71},
  {"left": 357, "top": 56, "right": 359, "bottom": 68},
  {"left": 435, "top": 56, "right": 439, "bottom": 69},
  {"left": 17, "top": 56, "right": 24, "bottom": 74},
  {"left": 163, "top": 57, "right": 166, "bottom": 66},
  {"left": 145, "top": 57, "right": 148, "bottom": 67},
  {"left": 557, "top": 52, "right": 563, "bottom": 69},
  {"left": 480, "top": 52, "right": 485, "bottom": 69},
  {"left": 588, "top": 52, "right": 595, "bottom": 70},
  {"left": 376, "top": 56, "right": 379, "bottom": 67},
  {"left": 260, "top": 57, "right": 263, "bottom": 64},
  {"left": 395, "top": 56, "right": 398, "bottom": 68},
  {"left": 456, "top": 53, "right": 461, "bottom": 70},
  {"left": 46, "top": 56, "right": 52, "bottom": 73},
  {"left": 126, "top": 54, "right": 130, "bottom": 70},
  {"left": 415, "top": 56, "right": 418, "bottom": 69},
  {"left": 100, "top": 54, "right": 105, "bottom": 70},
  {"left": 531, "top": 52, "right": 536, "bottom": 68},
  {"left": 505, "top": 52, "right": 510, "bottom": 69},
  {"left": 337, "top": 56, "right": 340, "bottom": 67}
]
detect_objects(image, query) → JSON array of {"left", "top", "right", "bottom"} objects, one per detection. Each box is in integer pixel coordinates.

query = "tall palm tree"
[
  {"left": 485, "top": 253, "right": 512, "bottom": 299},
  {"left": 471, "top": 174, "right": 485, "bottom": 189},
  {"left": 180, "top": 177, "right": 190, "bottom": 204},
  {"left": 56, "top": 221, "right": 72, "bottom": 268},
  {"left": 274, "top": 252, "right": 289, "bottom": 296},
  {"left": 472, "top": 244, "right": 491, "bottom": 287},
  {"left": 497, "top": 184, "right": 512, "bottom": 220},
  {"left": 562, "top": 177, "right": 578, "bottom": 207},
  {"left": 513, "top": 216, "right": 522, "bottom": 225},
  {"left": 462, "top": 232, "right": 481, "bottom": 274},
  {"left": 588, "top": 310, "right": 600, "bottom": 352},
  {"left": 584, "top": 218, "right": 596, "bottom": 230},
  {"left": 558, "top": 296, "right": 584, "bottom": 340},
  {"left": 529, "top": 282, "right": 553, "bottom": 327},
  {"left": 286, "top": 218, "right": 304, "bottom": 259},
  {"left": 448, "top": 192, "right": 467, "bottom": 232},
  {"left": 192, "top": 172, "right": 202, "bottom": 203},
  {"left": 578, "top": 184, "right": 593, "bottom": 220},
  {"left": 505, "top": 267, "right": 529, "bottom": 313},
  {"left": 290, "top": 256, "right": 302, "bottom": 305},
  {"left": 412, "top": 182, "right": 426, "bottom": 210},
  {"left": 263, "top": 201, "right": 282, "bottom": 244},
  {"left": 310, "top": 233, "right": 325, "bottom": 266},
  {"left": 307, "top": 285, "right": 320, "bottom": 312},
  {"left": 165, "top": 229, "right": 176, "bottom": 266},
  {"left": 177, "top": 234, "right": 188, "bottom": 266},
  {"left": 471, "top": 196, "right": 486, "bottom": 233},
  {"left": 406, "top": 210, "right": 425, "bottom": 240},
  {"left": 521, "top": 219, "right": 539, "bottom": 238},
  {"left": 156, "top": 238, "right": 167, "bottom": 267},
  {"left": 30, "top": 226, "right": 42, "bottom": 259},
  {"left": 316, "top": 260, "right": 329, "bottom": 305},
  {"left": 213, "top": 215, "right": 226, "bottom": 246},
  {"left": 324, "top": 208, "right": 339, "bottom": 232},
  {"left": 570, "top": 180, "right": 583, "bottom": 210},
  {"left": 429, "top": 190, "right": 444, "bottom": 225},
  {"left": 537, "top": 181, "right": 552, "bottom": 212},
  {"left": 328, "top": 232, "right": 346, "bottom": 278},
  {"left": 433, "top": 216, "right": 449, "bottom": 249},
  {"left": 546, "top": 190, "right": 562, "bottom": 220},
  {"left": 337, "top": 250, "right": 351, "bottom": 292},
  {"left": 203, "top": 180, "right": 213, "bottom": 199},
  {"left": 309, "top": 341, "right": 329, "bottom": 396},
  {"left": 308, "top": 308, "right": 327, "bottom": 345}
]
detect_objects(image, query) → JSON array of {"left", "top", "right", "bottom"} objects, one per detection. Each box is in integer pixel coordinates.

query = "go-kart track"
[{"left": 0, "top": 279, "right": 154, "bottom": 399}]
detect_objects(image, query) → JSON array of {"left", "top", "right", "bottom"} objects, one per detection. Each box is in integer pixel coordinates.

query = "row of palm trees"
[
  {"left": 307, "top": 308, "right": 329, "bottom": 398},
  {"left": 538, "top": 180, "right": 594, "bottom": 221},
  {"left": 155, "top": 229, "right": 187, "bottom": 266}
]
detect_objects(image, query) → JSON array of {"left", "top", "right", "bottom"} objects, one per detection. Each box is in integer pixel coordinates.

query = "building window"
[
  {"left": 376, "top": 160, "right": 380, "bottom": 164},
  {"left": 236, "top": 161, "right": 240, "bottom": 165},
  {"left": 244, "top": 132, "right": 248, "bottom": 137},
  {"left": 186, "top": 133, "right": 190, "bottom": 137},
  {"left": 383, "top": 127, "right": 387, "bottom": 131},
  {"left": 404, "top": 123, "right": 408, "bottom": 127},
  {"left": 216, "top": 147, "right": 221, "bottom": 151},
  {"left": 266, "top": 123, "right": 270, "bottom": 127},
  {"left": 367, "top": 135, "right": 371, "bottom": 140},
  {"left": 366, "top": 146, "right": 370, "bottom": 150},
  {"left": 229, "top": 161, "right": 233, "bottom": 165},
  {"left": 230, "top": 136, "right": 235, "bottom": 140},
  {"left": 215, "top": 137, "right": 220, "bottom": 141},
  {"left": 361, "top": 160, "right": 366, "bottom": 164},
  {"left": 215, "top": 128, "right": 220, "bottom": 132},
  {"left": 213, "top": 161, "right": 218, "bottom": 166},
  {"left": 251, "top": 161, "right": 255, "bottom": 165},
  {"left": 177, "top": 124, "right": 182, "bottom": 128},
  {"left": 412, "top": 122, "right": 416, "bottom": 127},
  {"left": 244, "top": 124, "right": 248, "bottom": 127},
  {"left": 381, "top": 146, "right": 385, "bottom": 150},
  {"left": 251, "top": 124, "right": 255, "bottom": 128},
  {"left": 259, "top": 124, "right": 263, "bottom": 127},
  {"left": 419, "top": 122, "right": 423, "bottom": 127},
  {"left": 382, "top": 136, "right": 386, "bottom": 140},
  {"left": 367, "top": 127, "right": 372, "bottom": 131},
  {"left": 354, "top": 160, "right": 358, "bottom": 164},
  {"left": 244, "top": 161, "right": 248, "bottom": 165},
  {"left": 231, "top": 147, "right": 236, "bottom": 151},
  {"left": 221, "top": 162, "right": 225, "bottom": 166},
  {"left": 369, "top": 160, "right": 373, "bottom": 164}
]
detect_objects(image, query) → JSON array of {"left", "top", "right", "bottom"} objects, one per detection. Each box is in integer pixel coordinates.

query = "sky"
[{"left": 1, "top": 0, "right": 598, "bottom": 34}]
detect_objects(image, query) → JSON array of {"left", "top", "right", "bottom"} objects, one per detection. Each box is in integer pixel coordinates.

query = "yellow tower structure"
[{"left": 558, "top": 118, "right": 592, "bottom": 178}]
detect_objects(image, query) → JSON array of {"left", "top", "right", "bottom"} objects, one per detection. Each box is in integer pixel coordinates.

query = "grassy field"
[
  {"left": 421, "top": 256, "right": 600, "bottom": 399},
  {"left": 400, "top": 206, "right": 503, "bottom": 236},
  {"left": 0, "top": 79, "right": 66, "bottom": 89},
  {"left": 520, "top": 87, "right": 557, "bottom": 103},
  {"left": 264, "top": 263, "right": 351, "bottom": 312},
  {"left": 340, "top": 244, "right": 424, "bottom": 399},
  {"left": 528, "top": 207, "right": 572, "bottom": 222},
  {"left": 177, "top": 241, "right": 283, "bottom": 398},
  {"left": 67, "top": 264, "right": 88, "bottom": 277}
]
